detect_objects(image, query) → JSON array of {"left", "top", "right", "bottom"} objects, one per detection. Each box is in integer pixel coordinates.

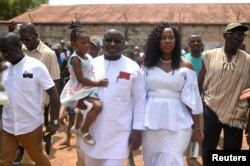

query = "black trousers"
[{"left": 202, "top": 104, "right": 243, "bottom": 166}]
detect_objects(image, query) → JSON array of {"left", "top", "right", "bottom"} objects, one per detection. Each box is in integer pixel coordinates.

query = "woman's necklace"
[
  {"left": 160, "top": 57, "right": 172, "bottom": 64},
  {"left": 222, "top": 51, "right": 238, "bottom": 71}
]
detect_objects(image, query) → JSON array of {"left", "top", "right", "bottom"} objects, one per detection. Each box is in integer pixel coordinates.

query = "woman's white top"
[{"left": 144, "top": 67, "right": 203, "bottom": 131}]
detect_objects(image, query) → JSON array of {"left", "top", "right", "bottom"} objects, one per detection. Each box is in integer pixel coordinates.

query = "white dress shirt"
[{"left": 2, "top": 55, "right": 54, "bottom": 135}]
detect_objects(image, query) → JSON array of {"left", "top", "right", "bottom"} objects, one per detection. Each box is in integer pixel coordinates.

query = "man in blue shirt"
[
  {"left": 183, "top": 34, "right": 203, "bottom": 76},
  {"left": 183, "top": 33, "right": 204, "bottom": 166}
]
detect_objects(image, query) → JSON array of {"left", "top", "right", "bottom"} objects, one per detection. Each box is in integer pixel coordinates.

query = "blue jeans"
[{"left": 202, "top": 104, "right": 243, "bottom": 166}]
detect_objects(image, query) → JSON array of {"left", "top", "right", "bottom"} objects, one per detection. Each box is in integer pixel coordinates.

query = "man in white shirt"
[
  {"left": 0, "top": 32, "right": 60, "bottom": 166},
  {"left": 78, "top": 29, "right": 146, "bottom": 166},
  {"left": 9, "top": 21, "right": 61, "bottom": 163}
]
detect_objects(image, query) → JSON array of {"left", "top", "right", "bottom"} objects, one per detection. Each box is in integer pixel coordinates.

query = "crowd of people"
[{"left": 0, "top": 20, "right": 249, "bottom": 166}]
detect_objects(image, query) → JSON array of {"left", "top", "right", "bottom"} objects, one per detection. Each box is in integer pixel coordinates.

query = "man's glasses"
[
  {"left": 225, "top": 32, "right": 247, "bottom": 40},
  {"left": 20, "top": 34, "right": 34, "bottom": 42},
  {"left": 103, "top": 38, "right": 124, "bottom": 44}
]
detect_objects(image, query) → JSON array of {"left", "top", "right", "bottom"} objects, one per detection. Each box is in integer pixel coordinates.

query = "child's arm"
[{"left": 71, "top": 57, "right": 108, "bottom": 87}]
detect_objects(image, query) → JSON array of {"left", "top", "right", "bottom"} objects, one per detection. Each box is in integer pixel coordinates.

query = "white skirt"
[
  {"left": 142, "top": 128, "right": 192, "bottom": 166},
  {"left": 84, "top": 154, "right": 124, "bottom": 166}
]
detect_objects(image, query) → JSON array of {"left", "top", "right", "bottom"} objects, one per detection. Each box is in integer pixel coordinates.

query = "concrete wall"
[{"left": 0, "top": 23, "right": 249, "bottom": 52}]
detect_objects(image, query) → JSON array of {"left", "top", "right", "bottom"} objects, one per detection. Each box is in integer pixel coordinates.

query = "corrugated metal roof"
[{"left": 10, "top": 3, "right": 250, "bottom": 24}]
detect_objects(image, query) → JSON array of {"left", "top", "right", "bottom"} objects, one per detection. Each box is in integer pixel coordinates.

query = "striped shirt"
[{"left": 203, "top": 47, "right": 250, "bottom": 129}]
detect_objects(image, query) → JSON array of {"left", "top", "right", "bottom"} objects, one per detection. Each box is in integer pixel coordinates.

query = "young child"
[{"left": 60, "top": 21, "right": 108, "bottom": 145}]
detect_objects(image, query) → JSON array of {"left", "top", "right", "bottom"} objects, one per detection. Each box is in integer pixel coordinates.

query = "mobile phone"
[{"left": 188, "top": 141, "right": 200, "bottom": 158}]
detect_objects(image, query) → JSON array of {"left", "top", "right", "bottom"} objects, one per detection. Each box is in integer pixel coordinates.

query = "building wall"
[
  {"left": 0, "top": 23, "right": 249, "bottom": 52},
  {"left": 0, "top": 25, "right": 8, "bottom": 37}
]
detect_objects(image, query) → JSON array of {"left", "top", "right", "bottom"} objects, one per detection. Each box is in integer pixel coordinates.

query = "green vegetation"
[{"left": 0, "top": 0, "right": 48, "bottom": 20}]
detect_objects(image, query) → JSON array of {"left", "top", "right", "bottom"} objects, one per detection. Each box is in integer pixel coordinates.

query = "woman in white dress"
[{"left": 142, "top": 23, "right": 204, "bottom": 166}]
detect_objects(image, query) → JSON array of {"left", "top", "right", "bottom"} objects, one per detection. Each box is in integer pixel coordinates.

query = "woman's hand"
[{"left": 191, "top": 128, "right": 204, "bottom": 146}]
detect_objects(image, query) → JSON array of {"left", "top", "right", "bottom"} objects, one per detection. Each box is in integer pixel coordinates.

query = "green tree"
[{"left": 0, "top": 0, "right": 48, "bottom": 20}]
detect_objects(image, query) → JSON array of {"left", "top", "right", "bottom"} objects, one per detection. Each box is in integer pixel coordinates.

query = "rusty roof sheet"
[{"left": 10, "top": 3, "right": 250, "bottom": 25}]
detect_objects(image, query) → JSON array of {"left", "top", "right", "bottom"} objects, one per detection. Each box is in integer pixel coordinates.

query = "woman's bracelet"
[{"left": 192, "top": 127, "right": 201, "bottom": 131}]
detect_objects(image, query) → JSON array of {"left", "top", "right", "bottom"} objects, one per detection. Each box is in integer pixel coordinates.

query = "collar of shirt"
[
  {"left": 10, "top": 55, "right": 27, "bottom": 66},
  {"left": 104, "top": 54, "right": 121, "bottom": 61},
  {"left": 22, "top": 40, "right": 43, "bottom": 53}
]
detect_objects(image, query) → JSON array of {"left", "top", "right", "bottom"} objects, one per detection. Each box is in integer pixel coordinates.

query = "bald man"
[{"left": 78, "top": 29, "right": 146, "bottom": 166}]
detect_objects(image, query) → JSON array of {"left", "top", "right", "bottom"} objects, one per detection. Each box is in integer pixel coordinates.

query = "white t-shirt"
[{"left": 2, "top": 55, "right": 55, "bottom": 135}]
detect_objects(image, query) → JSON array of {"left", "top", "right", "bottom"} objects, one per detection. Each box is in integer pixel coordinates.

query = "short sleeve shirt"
[
  {"left": 2, "top": 56, "right": 55, "bottom": 135},
  {"left": 22, "top": 40, "right": 60, "bottom": 106}
]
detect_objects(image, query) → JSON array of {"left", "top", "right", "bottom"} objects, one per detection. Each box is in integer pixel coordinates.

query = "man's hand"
[
  {"left": 128, "top": 130, "right": 142, "bottom": 151},
  {"left": 247, "top": 134, "right": 250, "bottom": 146},
  {"left": 192, "top": 129, "right": 204, "bottom": 147},
  {"left": 239, "top": 88, "right": 250, "bottom": 100},
  {"left": 8, "top": 21, "right": 16, "bottom": 32},
  {"left": 46, "top": 122, "right": 59, "bottom": 136},
  {"left": 247, "top": 124, "right": 250, "bottom": 146}
]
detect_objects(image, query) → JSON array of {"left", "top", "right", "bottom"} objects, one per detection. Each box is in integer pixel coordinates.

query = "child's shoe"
[
  {"left": 80, "top": 131, "right": 95, "bottom": 145},
  {"left": 80, "top": 100, "right": 93, "bottom": 119},
  {"left": 74, "top": 108, "right": 80, "bottom": 114}
]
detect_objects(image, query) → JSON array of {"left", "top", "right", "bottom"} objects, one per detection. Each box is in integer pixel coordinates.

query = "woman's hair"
[
  {"left": 144, "top": 23, "right": 182, "bottom": 70},
  {"left": 68, "top": 21, "right": 89, "bottom": 42}
]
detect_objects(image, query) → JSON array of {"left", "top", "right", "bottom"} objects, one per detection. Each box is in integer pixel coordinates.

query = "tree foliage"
[{"left": 0, "top": 0, "right": 49, "bottom": 20}]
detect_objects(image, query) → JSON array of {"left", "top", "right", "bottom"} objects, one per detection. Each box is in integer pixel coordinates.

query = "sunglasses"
[
  {"left": 20, "top": 34, "right": 35, "bottom": 42},
  {"left": 103, "top": 38, "right": 124, "bottom": 44},
  {"left": 225, "top": 32, "right": 247, "bottom": 40}
]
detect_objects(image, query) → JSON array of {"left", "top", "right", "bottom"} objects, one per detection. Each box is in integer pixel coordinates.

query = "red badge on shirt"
[{"left": 118, "top": 71, "right": 130, "bottom": 80}]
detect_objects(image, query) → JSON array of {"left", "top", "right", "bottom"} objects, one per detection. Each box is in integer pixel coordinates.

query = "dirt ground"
[
  {"left": 49, "top": 125, "right": 144, "bottom": 166},
  {"left": 45, "top": 125, "right": 249, "bottom": 166}
]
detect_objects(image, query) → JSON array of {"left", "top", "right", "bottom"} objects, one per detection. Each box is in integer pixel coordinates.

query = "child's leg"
[
  {"left": 70, "top": 111, "right": 83, "bottom": 136},
  {"left": 64, "top": 115, "right": 76, "bottom": 145},
  {"left": 80, "top": 97, "right": 102, "bottom": 133},
  {"left": 60, "top": 107, "right": 76, "bottom": 146},
  {"left": 76, "top": 97, "right": 102, "bottom": 145},
  {"left": 75, "top": 111, "right": 83, "bottom": 130}
]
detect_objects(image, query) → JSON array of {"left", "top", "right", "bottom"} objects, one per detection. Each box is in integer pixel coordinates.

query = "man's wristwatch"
[{"left": 52, "top": 119, "right": 59, "bottom": 125}]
